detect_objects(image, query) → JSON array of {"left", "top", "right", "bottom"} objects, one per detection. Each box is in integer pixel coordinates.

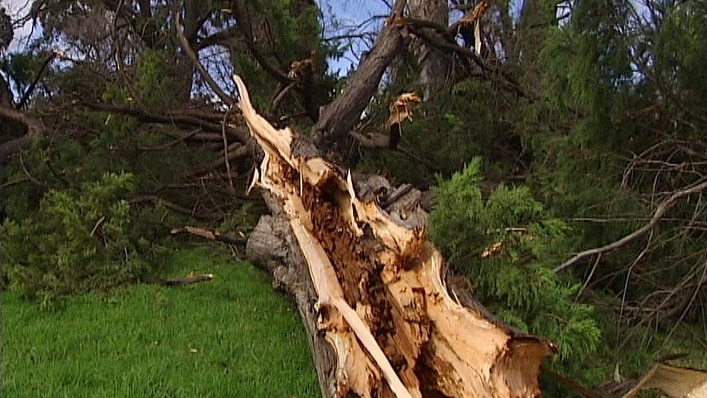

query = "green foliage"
[
  {"left": 429, "top": 161, "right": 601, "bottom": 378},
  {"left": 0, "top": 172, "right": 165, "bottom": 309},
  {"left": 358, "top": 79, "right": 519, "bottom": 186},
  {"left": 231, "top": 0, "right": 337, "bottom": 114},
  {"left": 1, "top": 52, "right": 47, "bottom": 95},
  {"left": 135, "top": 49, "right": 181, "bottom": 111},
  {"left": 526, "top": 0, "right": 707, "bottom": 306}
]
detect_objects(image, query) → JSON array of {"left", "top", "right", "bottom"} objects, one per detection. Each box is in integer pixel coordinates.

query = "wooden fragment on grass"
[
  {"left": 159, "top": 274, "right": 214, "bottom": 287},
  {"left": 236, "top": 75, "right": 555, "bottom": 398},
  {"left": 170, "top": 226, "right": 246, "bottom": 245}
]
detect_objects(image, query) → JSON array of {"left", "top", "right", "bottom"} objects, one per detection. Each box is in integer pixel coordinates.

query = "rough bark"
[
  {"left": 408, "top": 0, "right": 452, "bottom": 100},
  {"left": 237, "top": 75, "right": 555, "bottom": 398},
  {"left": 0, "top": 105, "right": 47, "bottom": 164},
  {"left": 312, "top": 0, "right": 408, "bottom": 160}
]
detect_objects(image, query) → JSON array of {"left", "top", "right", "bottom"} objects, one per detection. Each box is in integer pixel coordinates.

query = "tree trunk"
[
  {"left": 312, "top": 2, "right": 408, "bottom": 160},
  {"left": 237, "top": 75, "right": 555, "bottom": 397},
  {"left": 408, "top": 0, "right": 452, "bottom": 100}
]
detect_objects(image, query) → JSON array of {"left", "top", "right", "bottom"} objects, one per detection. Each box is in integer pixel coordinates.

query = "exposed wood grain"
[{"left": 237, "top": 74, "right": 555, "bottom": 398}]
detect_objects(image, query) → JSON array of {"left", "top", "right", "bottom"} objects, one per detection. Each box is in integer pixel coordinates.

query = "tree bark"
[
  {"left": 0, "top": 105, "right": 46, "bottom": 164},
  {"left": 237, "top": 75, "right": 554, "bottom": 398},
  {"left": 312, "top": 0, "right": 408, "bottom": 160},
  {"left": 408, "top": 0, "right": 452, "bottom": 100}
]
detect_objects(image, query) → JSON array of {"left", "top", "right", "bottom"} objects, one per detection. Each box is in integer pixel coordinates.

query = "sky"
[
  {"left": 4, "top": 0, "right": 532, "bottom": 54},
  {"left": 2, "top": 0, "right": 34, "bottom": 52},
  {"left": 319, "top": 0, "right": 390, "bottom": 75},
  {"left": 2, "top": 0, "right": 391, "bottom": 74},
  {"left": 1, "top": 1, "right": 530, "bottom": 81}
]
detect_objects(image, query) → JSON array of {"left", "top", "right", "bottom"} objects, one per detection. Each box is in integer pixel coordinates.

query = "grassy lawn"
[{"left": 1, "top": 247, "right": 319, "bottom": 397}]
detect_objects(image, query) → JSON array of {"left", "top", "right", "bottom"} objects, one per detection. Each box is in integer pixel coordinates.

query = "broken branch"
[{"left": 170, "top": 226, "right": 246, "bottom": 245}]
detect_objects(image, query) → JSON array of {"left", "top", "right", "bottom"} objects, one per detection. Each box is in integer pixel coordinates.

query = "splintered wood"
[{"left": 234, "top": 75, "right": 555, "bottom": 398}]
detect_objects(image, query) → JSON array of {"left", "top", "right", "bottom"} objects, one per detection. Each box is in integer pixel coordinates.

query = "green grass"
[{"left": 1, "top": 247, "right": 319, "bottom": 397}]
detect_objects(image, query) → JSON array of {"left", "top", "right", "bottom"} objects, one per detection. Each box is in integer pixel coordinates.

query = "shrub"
[
  {"left": 428, "top": 159, "right": 601, "bottom": 381},
  {"left": 0, "top": 172, "right": 165, "bottom": 309}
]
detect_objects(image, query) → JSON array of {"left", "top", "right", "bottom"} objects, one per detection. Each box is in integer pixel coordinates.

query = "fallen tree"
[{"left": 236, "top": 75, "right": 555, "bottom": 397}]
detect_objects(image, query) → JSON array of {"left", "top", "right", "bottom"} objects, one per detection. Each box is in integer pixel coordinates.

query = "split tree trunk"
[{"left": 237, "top": 75, "right": 555, "bottom": 397}]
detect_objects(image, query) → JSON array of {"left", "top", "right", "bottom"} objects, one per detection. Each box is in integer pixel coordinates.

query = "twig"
[
  {"left": 138, "top": 128, "right": 201, "bottom": 150},
  {"left": 0, "top": 177, "right": 29, "bottom": 190},
  {"left": 131, "top": 195, "right": 220, "bottom": 220},
  {"left": 555, "top": 178, "right": 707, "bottom": 273},
  {"left": 90, "top": 216, "right": 106, "bottom": 236},
  {"left": 665, "top": 260, "right": 707, "bottom": 341},
  {"left": 18, "top": 153, "right": 44, "bottom": 187},
  {"left": 110, "top": 0, "right": 144, "bottom": 109},
  {"left": 575, "top": 253, "right": 601, "bottom": 301},
  {"left": 270, "top": 80, "right": 299, "bottom": 116}
]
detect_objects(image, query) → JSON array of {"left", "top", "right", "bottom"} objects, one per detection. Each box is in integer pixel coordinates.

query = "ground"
[{"left": 1, "top": 247, "right": 319, "bottom": 397}]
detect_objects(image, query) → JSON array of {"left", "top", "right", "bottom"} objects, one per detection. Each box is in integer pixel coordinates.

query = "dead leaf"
[
  {"left": 458, "top": 1, "right": 491, "bottom": 26},
  {"left": 386, "top": 92, "right": 422, "bottom": 127}
]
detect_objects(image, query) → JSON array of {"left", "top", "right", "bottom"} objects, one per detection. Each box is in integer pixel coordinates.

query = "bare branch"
[
  {"left": 16, "top": 50, "right": 60, "bottom": 109},
  {"left": 175, "top": 9, "right": 235, "bottom": 106},
  {"left": 555, "top": 179, "right": 707, "bottom": 273},
  {"left": 80, "top": 102, "right": 250, "bottom": 143}
]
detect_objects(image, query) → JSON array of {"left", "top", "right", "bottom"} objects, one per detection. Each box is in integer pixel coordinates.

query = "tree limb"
[
  {"left": 230, "top": 4, "right": 292, "bottom": 85},
  {"left": 80, "top": 102, "right": 250, "bottom": 143},
  {"left": 171, "top": 226, "right": 246, "bottom": 245},
  {"left": 16, "top": 51, "right": 60, "bottom": 109},
  {"left": 312, "top": 0, "right": 408, "bottom": 159},
  {"left": 555, "top": 179, "right": 707, "bottom": 273},
  {"left": 403, "top": 17, "right": 532, "bottom": 99},
  {"left": 0, "top": 105, "right": 47, "bottom": 163},
  {"left": 197, "top": 25, "right": 239, "bottom": 51}
]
